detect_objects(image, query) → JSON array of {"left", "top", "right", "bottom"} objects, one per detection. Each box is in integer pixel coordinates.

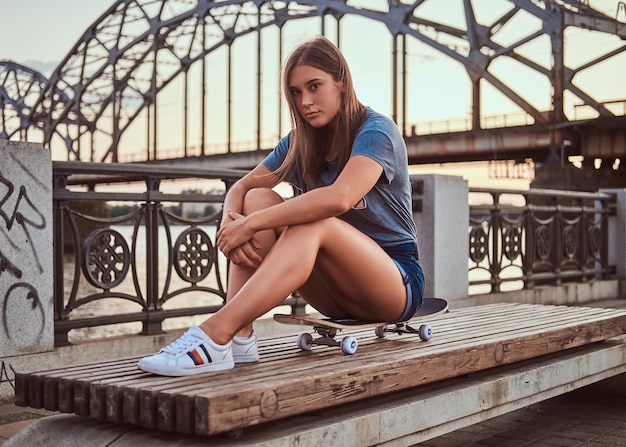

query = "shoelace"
[{"left": 161, "top": 329, "right": 200, "bottom": 355}]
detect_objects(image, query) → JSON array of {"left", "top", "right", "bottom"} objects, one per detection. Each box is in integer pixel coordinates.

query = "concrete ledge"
[
  {"left": 458, "top": 279, "right": 622, "bottom": 308},
  {"left": 6, "top": 338, "right": 626, "bottom": 447}
]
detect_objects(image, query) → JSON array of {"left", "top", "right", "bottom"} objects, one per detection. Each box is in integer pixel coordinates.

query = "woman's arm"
[
  {"left": 221, "top": 163, "right": 281, "bottom": 224},
  {"left": 253, "top": 155, "right": 383, "bottom": 226},
  {"left": 217, "top": 155, "right": 383, "bottom": 254}
]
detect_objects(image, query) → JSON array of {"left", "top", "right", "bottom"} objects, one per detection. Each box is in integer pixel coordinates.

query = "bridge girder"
[{"left": 141, "top": 116, "right": 626, "bottom": 169}]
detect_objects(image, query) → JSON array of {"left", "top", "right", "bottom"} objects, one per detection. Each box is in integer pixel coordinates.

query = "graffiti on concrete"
[
  {"left": 0, "top": 361, "right": 15, "bottom": 390},
  {"left": 0, "top": 248, "right": 22, "bottom": 280},
  {"left": 0, "top": 149, "right": 50, "bottom": 354},
  {"left": 2, "top": 282, "right": 45, "bottom": 345},
  {"left": 0, "top": 153, "right": 47, "bottom": 273}
]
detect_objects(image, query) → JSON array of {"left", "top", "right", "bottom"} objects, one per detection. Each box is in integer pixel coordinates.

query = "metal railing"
[
  {"left": 409, "top": 111, "right": 537, "bottom": 136},
  {"left": 52, "top": 162, "right": 306, "bottom": 346},
  {"left": 468, "top": 187, "right": 616, "bottom": 294},
  {"left": 52, "top": 162, "right": 617, "bottom": 345}
]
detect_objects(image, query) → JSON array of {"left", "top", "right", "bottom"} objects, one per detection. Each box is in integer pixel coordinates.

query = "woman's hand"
[{"left": 217, "top": 210, "right": 263, "bottom": 268}]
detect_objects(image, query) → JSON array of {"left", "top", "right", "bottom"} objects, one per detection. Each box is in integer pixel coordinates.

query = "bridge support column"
[
  {"left": 602, "top": 188, "right": 626, "bottom": 298},
  {"left": 411, "top": 174, "right": 469, "bottom": 301}
]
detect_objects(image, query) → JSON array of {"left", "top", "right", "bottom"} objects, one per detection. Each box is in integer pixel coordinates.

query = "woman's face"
[{"left": 288, "top": 64, "right": 344, "bottom": 128}]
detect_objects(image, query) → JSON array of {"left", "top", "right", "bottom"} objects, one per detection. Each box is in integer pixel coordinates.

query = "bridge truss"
[
  {"left": 0, "top": 62, "right": 55, "bottom": 140},
  {"left": 1, "top": 0, "right": 625, "bottom": 164}
]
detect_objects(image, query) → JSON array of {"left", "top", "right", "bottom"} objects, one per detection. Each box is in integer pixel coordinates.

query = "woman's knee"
[{"left": 242, "top": 188, "right": 283, "bottom": 214}]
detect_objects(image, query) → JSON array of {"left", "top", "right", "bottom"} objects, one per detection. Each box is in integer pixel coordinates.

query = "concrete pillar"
[
  {"left": 601, "top": 188, "right": 626, "bottom": 298},
  {"left": 0, "top": 141, "right": 53, "bottom": 357},
  {"left": 412, "top": 174, "right": 469, "bottom": 301}
]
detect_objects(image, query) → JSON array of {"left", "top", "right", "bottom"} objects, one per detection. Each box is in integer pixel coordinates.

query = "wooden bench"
[{"left": 13, "top": 303, "right": 626, "bottom": 444}]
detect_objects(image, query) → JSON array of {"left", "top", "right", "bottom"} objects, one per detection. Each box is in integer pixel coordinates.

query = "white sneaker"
[
  {"left": 138, "top": 326, "right": 234, "bottom": 376},
  {"left": 232, "top": 330, "right": 259, "bottom": 363}
]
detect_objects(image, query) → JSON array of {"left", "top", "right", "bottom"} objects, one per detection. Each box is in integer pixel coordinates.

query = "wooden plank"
[
  {"left": 34, "top": 357, "right": 141, "bottom": 413},
  {"left": 26, "top": 372, "right": 43, "bottom": 409},
  {"left": 14, "top": 356, "right": 137, "bottom": 410},
  {"left": 135, "top": 374, "right": 226, "bottom": 429},
  {"left": 42, "top": 375, "right": 59, "bottom": 410},
  {"left": 57, "top": 377, "right": 74, "bottom": 413},
  {"left": 92, "top": 369, "right": 149, "bottom": 421},
  {"left": 13, "top": 373, "right": 29, "bottom": 407},
  {"left": 73, "top": 360, "right": 141, "bottom": 416}
]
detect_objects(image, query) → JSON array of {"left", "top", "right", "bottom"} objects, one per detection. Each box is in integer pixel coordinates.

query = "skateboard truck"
[
  {"left": 374, "top": 322, "right": 433, "bottom": 340},
  {"left": 297, "top": 327, "right": 359, "bottom": 355}
]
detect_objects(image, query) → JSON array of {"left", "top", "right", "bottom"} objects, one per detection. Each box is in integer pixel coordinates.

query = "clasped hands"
[{"left": 216, "top": 210, "right": 263, "bottom": 268}]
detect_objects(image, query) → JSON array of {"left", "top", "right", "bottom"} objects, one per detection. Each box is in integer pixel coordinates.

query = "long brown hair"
[{"left": 274, "top": 36, "right": 366, "bottom": 189}]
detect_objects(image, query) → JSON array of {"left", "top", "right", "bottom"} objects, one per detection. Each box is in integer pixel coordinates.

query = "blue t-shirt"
[{"left": 262, "top": 107, "right": 417, "bottom": 248}]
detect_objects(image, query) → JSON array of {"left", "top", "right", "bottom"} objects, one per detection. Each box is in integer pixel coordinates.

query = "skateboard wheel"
[
  {"left": 418, "top": 324, "right": 433, "bottom": 341},
  {"left": 297, "top": 332, "right": 313, "bottom": 351},
  {"left": 341, "top": 336, "right": 358, "bottom": 355},
  {"left": 374, "top": 326, "right": 386, "bottom": 338}
]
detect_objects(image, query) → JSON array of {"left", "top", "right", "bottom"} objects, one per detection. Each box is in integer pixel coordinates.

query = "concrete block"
[
  {"left": 601, "top": 188, "right": 626, "bottom": 294},
  {"left": 412, "top": 174, "right": 469, "bottom": 301},
  {"left": 0, "top": 141, "right": 53, "bottom": 357}
]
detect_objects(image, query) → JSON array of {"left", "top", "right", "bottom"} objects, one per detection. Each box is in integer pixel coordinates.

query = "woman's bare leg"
[
  {"left": 200, "top": 217, "right": 407, "bottom": 344},
  {"left": 223, "top": 188, "right": 284, "bottom": 337}
]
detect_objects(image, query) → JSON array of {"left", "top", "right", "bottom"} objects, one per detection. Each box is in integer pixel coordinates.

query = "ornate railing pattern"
[
  {"left": 468, "top": 188, "right": 616, "bottom": 294},
  {"left": 53, "top": 162, "right": 305, "bottom": 345}
]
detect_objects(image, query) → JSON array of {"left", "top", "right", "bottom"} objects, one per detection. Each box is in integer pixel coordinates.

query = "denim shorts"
[{"left": 383, "top": 242, "right": 425, "bottom": 322}]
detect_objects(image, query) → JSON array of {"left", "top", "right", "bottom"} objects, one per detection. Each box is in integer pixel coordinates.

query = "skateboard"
[{"left": 273, "top": 297, "right": 448, "bottom": 355}]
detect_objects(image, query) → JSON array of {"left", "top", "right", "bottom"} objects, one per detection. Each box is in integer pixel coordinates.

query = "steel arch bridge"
[{"left": 3, "top": 0, "right": 626, "bottom": 163}]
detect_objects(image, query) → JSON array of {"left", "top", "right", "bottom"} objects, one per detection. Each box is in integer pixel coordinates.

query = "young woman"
[{"left": 138, "top": 36, "right": 425, "bottom": 376}]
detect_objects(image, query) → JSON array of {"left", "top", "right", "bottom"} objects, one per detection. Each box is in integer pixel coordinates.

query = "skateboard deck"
[{"left": 274, "top": 297, "right": 448, "bottom": 355}]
